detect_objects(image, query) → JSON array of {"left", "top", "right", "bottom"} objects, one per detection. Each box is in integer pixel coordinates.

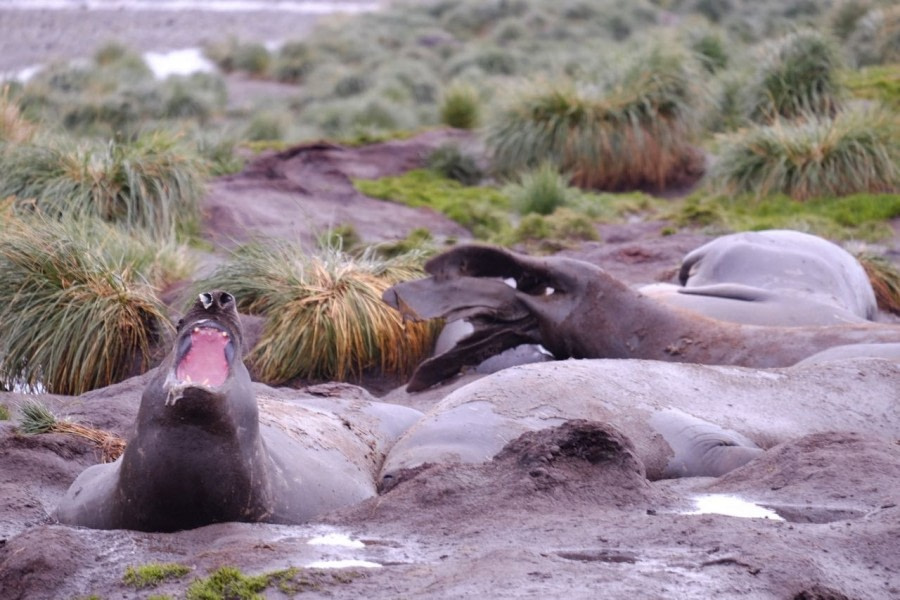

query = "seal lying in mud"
[
  {"left": 384, "top": 243, "right": 900, "bottom": 391},
  {"left": 55, "top": 290, "right": 421, "bottom": 532},
  {"left": 380, "top": 358, "right": 900, "bottom": 486},
  {"left": 640, "top": 230, "right": 877, "bottom": 326}
]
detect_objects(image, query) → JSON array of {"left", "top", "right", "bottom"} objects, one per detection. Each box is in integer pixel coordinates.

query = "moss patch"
[
  {"left": 123, "top": 562, "right": 191, "bottom": 589},
  {"left": 184, "top": 566, "right": 364, "bottom": 599},
  {"left": 355, "top": 169, "right": 510, "bottom": 239},
  {"left": 844, "top": 63, "right": 900, "bottom": 110},
  {"left": 675, "top": 193, "right": 900, "bottom": 241},
  {"left": 0, "top": 404, "right": 9, "bottom": 420}
]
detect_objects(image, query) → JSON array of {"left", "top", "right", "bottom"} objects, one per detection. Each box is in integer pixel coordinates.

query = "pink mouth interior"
[{"left": 175, "top": 327, "right": 229, "bottom": 387}]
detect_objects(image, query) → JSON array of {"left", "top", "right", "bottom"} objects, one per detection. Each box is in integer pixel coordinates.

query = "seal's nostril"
[
  {"left": 199, "top": 292, "right": 213, "bottom": 310},
  {"left": 219, "top": 292, "right": 234, "bottom": 306}
]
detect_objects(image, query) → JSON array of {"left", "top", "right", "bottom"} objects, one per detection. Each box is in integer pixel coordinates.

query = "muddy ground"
[
  {"left": 1, "top": 5, "right": 900, "bottom": 598},
  {"left": 0, "top": 129, "right": 898, "bottom": 600}
]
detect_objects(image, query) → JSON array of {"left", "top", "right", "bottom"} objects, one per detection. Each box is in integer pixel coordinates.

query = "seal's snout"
[{"left": 199, "top": 290, "right": 235, "bottom": 312}]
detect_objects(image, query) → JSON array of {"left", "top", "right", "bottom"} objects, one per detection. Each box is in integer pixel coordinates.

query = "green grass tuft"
[
  {"left": 426, "top": 143, "right": 483, "bottom": 185},
  {"left": 439, "top": 83, "right": 481, "bottom": 129},
  {"left": 744, "top": 29, "right": 844, "bottom": 122},
  {"left": 18, "top": 401, "right": 57, "bottom": 434},
  {"left": 709, "top": 107, "right": 898, "bottom": 200},
  {"left": 0, "top": 215, "right": 177, "bottom": 394},
  {"left": 843, "top": 63, "right": 900, "bottom": 110},
  {"left": 198, "top": 242, "right": 439, "bottom": 384},
  {"left": 185, "top": 566, "right": 269, "bottom": 600},
  {"left": 0, "top": 132, "right": 206, "bottom": 240},
  {"left": 504, "top": 163, "right": 578, "bottom": 216},
  {"left": 123, "top": 563, "right": 191, "bottom": 589},
  {"left": 486, "top": 45, "right": 704, "bottom": 191},
  {"left": 857, "top": 252, "right": 900, "bottom": 315},
  {"left": 0, "top": 404, "right": 9, "bottom": 420}
]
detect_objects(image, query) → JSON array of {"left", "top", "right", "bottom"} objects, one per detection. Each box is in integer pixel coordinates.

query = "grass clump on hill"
[
  {"left": 198, "top": 242, "right": 439, "bottom": 384},
  {"left": 18, "top": 400, "right": 126, "bottom": 461},
  {"left": 486, "top": 45, "right": 704, "bottom": 191},
  {"left": 0, "top": 86, "right": 36, "bottom": 144},
  {"left": 744, "top": 29, "right": 844, "bottom": 122},
  {"left": 0, "top": 216, "right": 180, "bottom": 395},
  {"left": 123, "top": 563, "right": 191, "bottom": 589},
  {"left": 355, "top": 169, "right": 510, "bottom": 239},
  {"left": 440, "top": 83, "right": 481, "bottom": 129},
  {"left": 504, "top": 163, "right": 579, "bottom": 216},
  {"left": 0, "top": 132, "right": 205, "bottom": 240},
  {"left": 709, "top": 107, "right": 898, "bottom": 200}
]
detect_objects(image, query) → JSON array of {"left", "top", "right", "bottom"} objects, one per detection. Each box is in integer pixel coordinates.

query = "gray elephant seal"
[
  {"left": 640, "top": 230, "right": 877, "bottom": 326},
  {"left": 380, "top": 358, "right": 900, "bottom": 485},
  {"left": 384, "top": 244, "right": 900, "bottom": 391},
  {"left": 56, "top": 290, "right": 421, "bottom": 532}
]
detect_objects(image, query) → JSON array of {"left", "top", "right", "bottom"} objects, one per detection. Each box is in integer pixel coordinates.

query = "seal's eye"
[
  {"left": 199, "top": 292, "right": 214, "bottom": 310},
  {"left": 220, "top": 292, "right": 234, "bottom": 306}
]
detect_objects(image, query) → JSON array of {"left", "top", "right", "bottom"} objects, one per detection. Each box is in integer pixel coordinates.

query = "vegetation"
[
  {"left": 123, "top": 563, "right": 191, "bottom": 589},
  {"left": 356, "top": 169, "right": 510, "bottom": 239},
  {"left": 744, "top": 29, "right": 844, "bottom": 121},
  {"left": 844, "top": 63, "right": 900, "bottom": 109},
  {"left": 0, "top": 132, "right": 206, "bottom": 239},
  {"left": 18, "top": 400, "right": 126, "bottom": 461},
  {"left": 858, "top": 252, "right": 900, "bottom": 314},
  {"left": 439, "top": 83, "right": 481, "bottom": 129},
  {"left": 505, "top": 163, "right": 579, "bottom": 216},
  {"left": 486, "top": 45, "right": 705, "bottom": 190},
  {"left": 0, "top": 404, "right": 9, "bottom": 420},
  {"left": 709, "top": 107, "right": 898, "bottom": 200},
  {"left": 425, "top": 143, "right": 483, "bottom": 185},
  {"left": 676, "top": 193, "right": 900, "bottom": 241},
  {"left": 0, "top": 215, "right": 179, "bottom": 394},
  {"left": 184, "top": 566, "right": 361, "bottom": 599},
  {"left": 198, "top": 242, "right": 440, "bottom": 384}
]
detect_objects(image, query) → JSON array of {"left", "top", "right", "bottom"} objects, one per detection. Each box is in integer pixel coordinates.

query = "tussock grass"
[
  {"left": 0, "top": 132, "right": 205, "bottom": 239},
  {"left": 19, "top": 401, "right": 126, "bottom": 461},
  {"left": 745, "top": 29, "right": 844, "bottom": 121},
  {"left": 0, "top": 86, "right": 35, "bottom": 144},
  {"left": 426, "top": 144, "right": 483, "bottom": 185},
  {"left": 504, "top": 163, "right": 578, "bottom": 216},
  {"left": 0, "top": 216, "right": 177, "bottom": 395},
  {"left": 440, "top": 83, "right": 481, "bottom": 130},
  {"left": 709, "top": 107, "right": 898, "bottom": 200},
  {"left": 486, "top": 46, "right": 704, "bottom": 191},
  {"left": 846, "top": 5, "right": 900, "bottom": 66},
  {"left": 200, "top": 242, "right": 439, "bottom": 384},
  {"left": 857, "top": 253, "right": 900, "bottom": 315}
]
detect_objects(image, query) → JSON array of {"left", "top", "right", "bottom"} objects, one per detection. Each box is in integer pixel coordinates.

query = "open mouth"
[{"left": 173, "top": 321, "right": 234, "bottom": 389}]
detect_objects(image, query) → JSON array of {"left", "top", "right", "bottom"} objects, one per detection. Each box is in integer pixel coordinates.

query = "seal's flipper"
[{"left": 407, "top": 318, "right": 541, "bottom": 392}]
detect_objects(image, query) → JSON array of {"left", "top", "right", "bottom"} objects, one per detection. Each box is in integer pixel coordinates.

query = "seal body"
[
  {"left": 380, "top": 358, "right": 900, "bottom": 484},
  {"left": 640, "top": 230, "right": 877, "bottom": 326},
  {"left": 383, "top": 241, "right": 900, "bottom": 391},
  {"left": 56, "top": 290, "right": 421, "bottom": 532}
]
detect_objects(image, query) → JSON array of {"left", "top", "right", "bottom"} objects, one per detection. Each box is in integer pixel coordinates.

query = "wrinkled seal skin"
[
  {"left": 384, "top": 244, "right": 900, "bottom": 391},
  {"left": 380, "top": 358, "right": 900, "bottom": 485},
  {"left": 55, "top": 290, "right": 416, "bottom": 532},
  {"left": 640, "top": 230, "right": 877, "bottom": 326}
]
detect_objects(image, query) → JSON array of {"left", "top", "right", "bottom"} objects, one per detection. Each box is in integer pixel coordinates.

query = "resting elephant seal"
[
  {"left": 380, "top": 358, "right": 900, "bottom": 485},
  {"left": 640, "top": 230, "right": 877, "bottom": 326},
  {"left": 55, "top": 290, "right": 422, "bottom": 532},
  {"left": 383, "top": 244, "right": 900, "bottom": 391}
]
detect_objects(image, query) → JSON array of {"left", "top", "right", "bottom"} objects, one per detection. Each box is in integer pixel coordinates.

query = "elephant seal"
[
  {"left": 383, "top": 244, "right": 900, "bottom": 391},
  {"left": 55, "top": 290, "right": 422, "bottom": 532},
  {"left": 639, "top": 230, "right": 877, "bottom": 326},
  {"left": 380, "top": 358, "right": 900, "bottom": 485}
]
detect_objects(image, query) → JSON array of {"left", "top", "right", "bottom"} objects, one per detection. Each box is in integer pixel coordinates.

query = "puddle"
[
  {"left": 306, "top": 559, "right": 382, "bottom": 569},
  {"left": 144, "top": 48, "right": 216, "bottom": 78},
  {"left": 686, "top": 495, "right": 784, "bottom": 521},
  {"left": 307, "top": 532, "right": 365, "bottom": 549}
]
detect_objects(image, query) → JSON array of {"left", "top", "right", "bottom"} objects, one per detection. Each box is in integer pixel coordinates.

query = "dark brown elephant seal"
[
  {"left": 380, "top": 358, "right": 900, "bottom": 485},
  {"left": 640, "top": 230, "right": 877, "bottom": 326},
  {"left": 383, "top": 244, "right": 900, "bottom": 391},
  {"left": 55, "top": 290, "right": 422, "bottom": 532}
]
